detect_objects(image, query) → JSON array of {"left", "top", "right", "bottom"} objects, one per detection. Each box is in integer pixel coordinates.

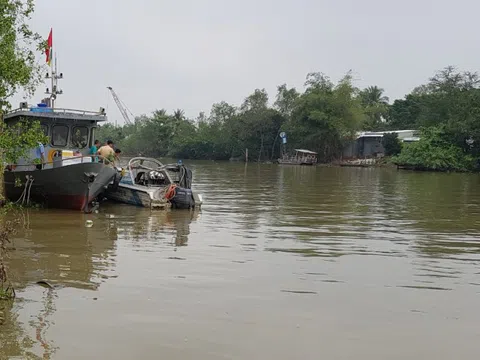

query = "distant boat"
[
  {"left": 277, "top": 149, "right": 318, "bottom": 166},
  {"left": 104, "top": 157, "right": 203, "bottom": 210}
]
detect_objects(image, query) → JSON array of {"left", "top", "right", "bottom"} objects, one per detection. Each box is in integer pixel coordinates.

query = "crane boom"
[{"left": 107, "top": 86, "right": 134, "bottom": 126}]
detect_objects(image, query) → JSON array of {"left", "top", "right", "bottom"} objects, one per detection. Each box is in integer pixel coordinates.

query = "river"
[{"left": 1, "top": 162, "right": 480, "bottom": 359}]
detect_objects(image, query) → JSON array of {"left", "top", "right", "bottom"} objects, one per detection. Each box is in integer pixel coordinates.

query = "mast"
[{"left": 45, "top": 31, "right": 63, "bottom": 108}]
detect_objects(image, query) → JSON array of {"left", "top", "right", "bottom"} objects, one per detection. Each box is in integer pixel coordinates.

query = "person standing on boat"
[
  {"left": 90, "top": 139, "right": 100, "bottom": 162},
  {"left": 114, "top": 148, "right": 121, "bottom": 163},
  {"left": 97, "top": 140, "right": 115, "bottom": 165},
  {"left": 34, "top": 142, "right": 45, "bottom": 170}
]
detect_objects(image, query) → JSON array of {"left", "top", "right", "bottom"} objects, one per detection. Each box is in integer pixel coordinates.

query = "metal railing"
[
  {"left": 6, "top": 107, "right": 106, "bottom": 117},
  {"left": 5, "top": 155, "right": 110, "bottom": 168}
]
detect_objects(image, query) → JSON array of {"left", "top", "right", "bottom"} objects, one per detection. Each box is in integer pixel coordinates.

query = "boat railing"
[
  {"left": 6, "top": 107, "right": 106, "bottom": 117},
  {"left": 128, "top": 157, "right": 164, "bottom": 168},
  {"left": 5, "top": 154, "right": 110, "bottom": 168}
]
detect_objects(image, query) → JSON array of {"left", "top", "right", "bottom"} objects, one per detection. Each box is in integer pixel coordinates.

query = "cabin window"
[
  {"left": 40, "top": 124, "right": 49, "bottom": 137},
  {"left": 72, "top": 126, "right": 89, "bottom": 149},
  {"left": 51, "top": 125, "right": 69, "bottom": 147}
]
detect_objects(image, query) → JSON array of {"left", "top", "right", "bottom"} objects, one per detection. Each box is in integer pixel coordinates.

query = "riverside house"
[{"left": 342, "top": 130, "right": 420, "bottom": 159}]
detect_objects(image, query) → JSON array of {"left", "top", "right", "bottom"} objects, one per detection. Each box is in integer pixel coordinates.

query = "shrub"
[
  {"left": 382, "top": 132, "right": 402, "bottom": 156},
  {"left": 392, "top": 126, "right": 476, "bottom": 172}
]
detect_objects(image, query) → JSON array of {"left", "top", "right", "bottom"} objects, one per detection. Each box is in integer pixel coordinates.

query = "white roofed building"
[{"left": 343, "top": 130, "right": 420, "bottom": 159}]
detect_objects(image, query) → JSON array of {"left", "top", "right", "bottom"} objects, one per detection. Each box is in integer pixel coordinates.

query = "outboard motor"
[{"left": 170, "top": 187, "right": 195, "bottom": 209}]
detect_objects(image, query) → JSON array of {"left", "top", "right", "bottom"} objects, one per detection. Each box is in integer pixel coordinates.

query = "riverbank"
[{"left": 120, "top": 153, "right": 480, "bottom": 175}]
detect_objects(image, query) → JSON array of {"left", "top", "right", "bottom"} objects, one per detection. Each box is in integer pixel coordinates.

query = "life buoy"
[
  {"left": 48, "top": 149, "right": 62, "bottom": 163},
  {"left": 165, "top": 184, "right": 177, "bottom": 200}
]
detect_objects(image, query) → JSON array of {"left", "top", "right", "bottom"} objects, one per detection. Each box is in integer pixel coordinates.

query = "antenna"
[{"left": 45, "top": 52, "right": 63, "bottom": 108}]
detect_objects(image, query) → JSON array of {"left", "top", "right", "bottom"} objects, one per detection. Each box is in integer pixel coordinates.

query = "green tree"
[
  {"left": 236, "top": 89, "right": 286, "bottom": 161},
  {"left": 274, "top": 84, "right": 299, "bottom": 118},
  {"left": 359, "top": 86, "right": 389, "bottom": 131},
  {"left": 360, "top": 86, "right": 389, "bottom": 106},
  {"left": 240, "top": 88, "right": 269, "bottom": 112},
  {"left": 393, "top": 126, "right": 475, "bottom": 172},
  {"left": 304, "top": 72, "right": 334, "bottom": 92},
  {"left": 92, "top": 66, "right": 480, "bottom": 171},
  {"left": 95, "top": 123, "right": 128, "bottom": 146},
  {"left": 286, "top": 71, "right": 364, "bottom": 162},
  {"left": 382, "top": 132, "right": 402, "bottom": 156},
  {"left": 206, "top": 102, "right": 238, "bottom": 159},
  {"left": 173, "top": 109, "right": 185, "bottom": 121},
  {"left": 386, "top": 94, "right": 422, "bottom": 130},
  {"left": 196, "top": 111, "right": 207, "bottom": 124},
  {"left": 0, "top": 0, "right": 43, "bottom": 111},
  {"left": 0, "top": 0, "right": 47, "bottom": 169},
  {"left": 0, "top": 0, "right": 48, "bottom": 300},
  {"left": 387, "top": 66, "right": 480, "bottom": 171}
]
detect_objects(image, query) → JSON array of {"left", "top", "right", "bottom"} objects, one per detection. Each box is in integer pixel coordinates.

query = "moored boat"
[
  {"left": 104, "top": 157, "right": 202, "bottom": 210},
  {"left": 277, "top": 149, "right": 318, "bottom": 165},
  {"left": 3, "top": 107, "right": 117, "bottom": 212},
  {"left": 3, "top": 52, "right": 116, "bottom": 212}
]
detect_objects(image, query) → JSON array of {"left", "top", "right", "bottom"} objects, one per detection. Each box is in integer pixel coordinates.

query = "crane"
[{"left": 107, "top": 86, "right": 135, "bottom": 126}]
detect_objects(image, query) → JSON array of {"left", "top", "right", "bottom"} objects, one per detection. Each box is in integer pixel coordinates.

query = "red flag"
[{"left": 45, "top": 28, "right": 52, "bottom": 66}]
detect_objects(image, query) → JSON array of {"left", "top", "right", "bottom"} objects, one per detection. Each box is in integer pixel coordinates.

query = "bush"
[
  {"left": 382, "top": 132, "right": 402, "bottom": 156},
  {"left": 392, "top": 126, "right": 476, "bottom": 172}
]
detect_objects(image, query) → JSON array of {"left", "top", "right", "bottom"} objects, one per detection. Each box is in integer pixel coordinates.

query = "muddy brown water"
[{"left": 1, "top": 162, "right": 480, "bottom": 359}]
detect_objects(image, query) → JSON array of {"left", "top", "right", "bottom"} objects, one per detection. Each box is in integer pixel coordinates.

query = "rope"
[
  {"left": 16, "top": 176, "right": 30, "bottom": 204},
  {"left": 26, "top": 176, "right": 34, "bottom": 206},
  {"left": 16, "top": 176, "right": 34, "bottom": 206},
  {"left": 178, "top": 166, "right": 185, "bottom": 187},
  {"left": 164, "top": 184, "right": 177, "bottom": 201}
]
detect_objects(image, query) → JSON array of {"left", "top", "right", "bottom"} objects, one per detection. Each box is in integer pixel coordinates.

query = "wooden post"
[{"left": 245, "top": 148, "right": 248, "bottom": 163}]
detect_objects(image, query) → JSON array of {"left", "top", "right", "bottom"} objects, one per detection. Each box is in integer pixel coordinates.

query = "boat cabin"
[
  {"left": 3, "top": 102, "right": 108, "bottom": 171},
  {"left": 278, "top": 149, "right": 318, "bottom": 165},
  {"left": 293, "top": 149, "right": 317, "bottom": 163},
  {"left": 119, "top": 157, "right": 193, "bottom": 189}
]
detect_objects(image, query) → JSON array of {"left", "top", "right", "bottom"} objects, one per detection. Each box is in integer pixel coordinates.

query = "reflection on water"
[
  {"left": 114, "top": 204, "right": 200, "bottom": 247},
  {"left": 7, "top": 209, "right": 117, "bottom": 291},
  {"left": 0, "top": 204, "right": 200, "bottom": 358},
  {"left": 2, "top": 163, "right": 480, "bottom": 359}
]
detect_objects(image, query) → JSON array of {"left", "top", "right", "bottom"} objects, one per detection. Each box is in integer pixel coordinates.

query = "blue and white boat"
[{"left": 104, "top": 157, "right": 202, "bottom": 210}]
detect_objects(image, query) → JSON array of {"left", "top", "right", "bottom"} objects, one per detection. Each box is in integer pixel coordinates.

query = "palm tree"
[
  {"left": 153, "top": 108, "right": 168, "bottom": 117},
  {"left": 173, "top": 109, "right": 185, "bottom": 121},
  {"left": 360, "top": 86, "right": 390, "bottom": 131},
  {"left": 360, "top": 86, "right": 389, "bottom": 107}
]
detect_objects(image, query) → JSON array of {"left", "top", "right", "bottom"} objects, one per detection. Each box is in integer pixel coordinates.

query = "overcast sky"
[{"left": 11, "top": 0, "right": 480, "bottom": 125}]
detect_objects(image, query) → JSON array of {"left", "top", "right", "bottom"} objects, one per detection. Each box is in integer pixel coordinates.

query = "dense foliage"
[
  {"left": 98, "top": 72, "right": 377, "bottom": 163},
  {"left": 393, "top": 126, "right": 475, "bottom": 172},
  {"left": 382, "top": 133, "right": 402, "bottom": 157},
  {"left": 98, "top": 66, "right": 480, "bottom": 171},
  {"left": 0, "top": 0, "right": 43, "bottom": 111},
  {"left": 0, "top": 0, "right": 46, "bottom": 300},
  {"left": 389, "top": 67, "right": 480, "bottom": 171},
  {"left": 0, "top": 0, "right": 46, "bottom": 167}
]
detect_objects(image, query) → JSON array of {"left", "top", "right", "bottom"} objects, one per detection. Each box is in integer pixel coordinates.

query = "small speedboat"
[{"left": 104, "top": 157, "right": 202, "bottom": 210}]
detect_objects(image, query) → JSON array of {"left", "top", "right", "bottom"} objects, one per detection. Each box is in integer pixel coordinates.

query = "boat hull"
[
  {"left": 104, "top": 183, "right": 198, "bottom": 210},
  {"left": 104, "top": 183, "right": 166, "bottom": 208},
  {"left": 277, "top": 160, "right": 316, "bottom": 166},
  {"left": 4, "top": 163, "right": 116, "bottom": 211}
]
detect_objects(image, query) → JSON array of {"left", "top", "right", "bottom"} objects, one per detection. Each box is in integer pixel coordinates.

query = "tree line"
[
  {"left": 97, "top": 66, "right": 480, "bottom": 171},
  {"left": 0, "top": 0, "right": 48, "bottom": 300}
]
